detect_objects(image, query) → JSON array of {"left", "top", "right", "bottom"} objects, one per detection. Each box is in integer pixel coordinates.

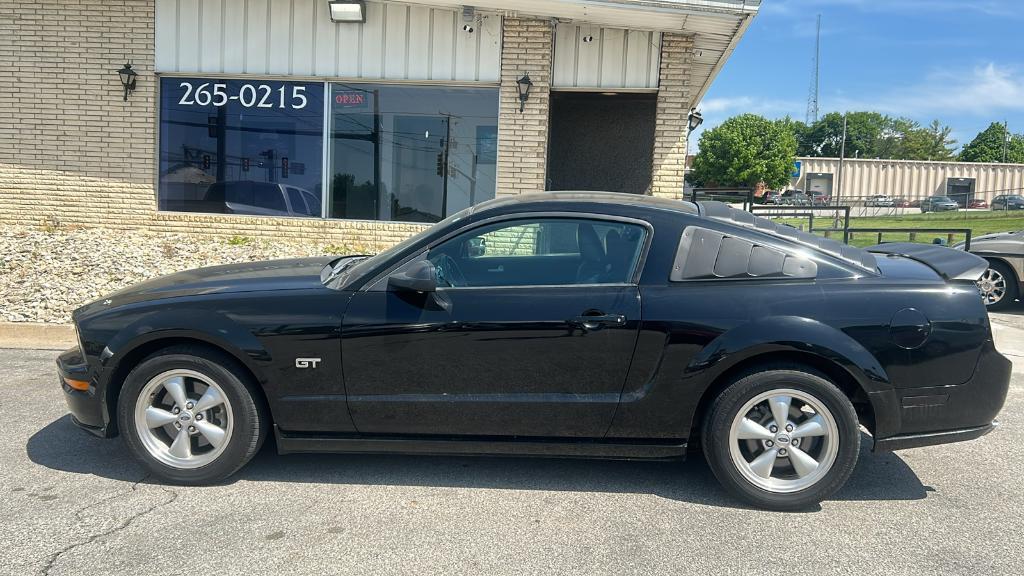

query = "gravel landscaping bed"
[{"left": 0, "top": 225, "right": 372, "bottom": 324}]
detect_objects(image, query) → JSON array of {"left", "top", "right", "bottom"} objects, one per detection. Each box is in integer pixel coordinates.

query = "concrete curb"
[{"left": 0, "top": 322, "right": 76, "bottom": 350}]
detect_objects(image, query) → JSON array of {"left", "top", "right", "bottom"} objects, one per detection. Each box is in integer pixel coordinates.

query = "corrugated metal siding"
[
  {"left": 156, "top": 0, "right": 501, "bottom": 82},
  {"left": 795, "top": 158, "right": 1024, "bottom": 201},
  {"left": 552, "top": 23, "right": 660, "bottom": 89}
]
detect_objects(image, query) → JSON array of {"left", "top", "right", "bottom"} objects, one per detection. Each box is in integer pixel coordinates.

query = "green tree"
[
  {"left": 791, "top": 112, "right": 957, "bottom": 161},
  {"left": 802, "top": 111, "right": 891, "bottom": 158},
  {"left": 900, "top": 119, "right": 957, "bottom": 161},
  {"left": 959, "top": 122, "right": 1024, "bottom": 163},
  {"left": 689, "top": 114, "right": 797, "bottom": 189},
  {"left": 776, "top": 116, "right": 814, "bottom": 156}
]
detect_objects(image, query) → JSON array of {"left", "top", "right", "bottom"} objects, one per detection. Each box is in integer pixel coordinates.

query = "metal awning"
[{"left": 406, "top": 0, "right": 760, "bottom": 106}]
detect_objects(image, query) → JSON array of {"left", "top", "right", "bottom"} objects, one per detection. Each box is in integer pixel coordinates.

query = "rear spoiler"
[{"left": 866, "top": 243, "right": 988, "bottom": 281}]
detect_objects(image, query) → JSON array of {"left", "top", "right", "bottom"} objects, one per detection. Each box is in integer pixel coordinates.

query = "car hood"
[{"left": 74, "top": 257, "right": 336, "bottom": 318}]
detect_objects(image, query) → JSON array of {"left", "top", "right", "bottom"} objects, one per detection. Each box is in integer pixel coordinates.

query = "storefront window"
[
  {"left": 158, "top": 78, "right": 324, "bottom": 217},
  {"left": 328, "top": 84, "right": 498, "bottom": 223}
]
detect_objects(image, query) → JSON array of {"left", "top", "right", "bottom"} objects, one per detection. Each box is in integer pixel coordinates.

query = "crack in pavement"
[{"left": 38, "top": 476, "right": 180, "bottom": 576}]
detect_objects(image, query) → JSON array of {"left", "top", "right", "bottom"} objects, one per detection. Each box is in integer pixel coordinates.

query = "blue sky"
[{"left": 692, "top": 0, "right": 1024, "bottom": 153}]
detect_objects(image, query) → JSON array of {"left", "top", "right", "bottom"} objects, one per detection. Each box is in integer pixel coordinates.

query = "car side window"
[
  {"left": 285, "top": 187, "right": 311, "bottom": 215},
  {"left": 302, "top": 190, "right": 322, "bottom": 216},
  {"left": 428, "top": 218, "right": 647, "bottom": 287}
]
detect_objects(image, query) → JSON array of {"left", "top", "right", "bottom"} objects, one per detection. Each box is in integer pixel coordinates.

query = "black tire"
[
  {"left": 701, "top": 366, "right": 860, "bottom": 511},
  {"left": 983, "top": 260, "right": 1019, "bottom": 311},
  {"left": 117, "top": 345, "right": 268, "bottom": 485}
]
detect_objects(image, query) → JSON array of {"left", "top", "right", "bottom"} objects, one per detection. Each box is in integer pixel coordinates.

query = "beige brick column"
[
  {"left": 496, "top": 17, "right": 553, "bottom": 197},
  {"left": 650, "top": 34, "right": 696, "bottom": 200}
]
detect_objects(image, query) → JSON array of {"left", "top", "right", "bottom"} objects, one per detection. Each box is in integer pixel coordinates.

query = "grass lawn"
[{"left": 779, "top": 211, "right": 1024, "bottom": 248}]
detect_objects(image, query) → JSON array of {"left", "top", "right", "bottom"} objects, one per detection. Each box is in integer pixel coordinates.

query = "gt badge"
[{"left": 295, "top": 358, "right": 322, "bottom": 369}]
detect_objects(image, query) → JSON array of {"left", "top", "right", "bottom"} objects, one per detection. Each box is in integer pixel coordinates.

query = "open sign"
[{"left": 335, "top": 91, "right": 368, "bottom": 107}]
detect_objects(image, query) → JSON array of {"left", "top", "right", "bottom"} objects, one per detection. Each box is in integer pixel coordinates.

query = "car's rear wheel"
[
  {"left": 979, "top": 260, "right": 1018, "bottom": 311},
  {"left": 702, "top": 367, "right": 860, "bottom": 510},
  {"left": 118, "top": 346, "right": 267, "bottom": 485}
]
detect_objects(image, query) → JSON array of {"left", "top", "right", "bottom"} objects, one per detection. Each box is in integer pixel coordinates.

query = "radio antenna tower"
[{"left": 805, "top": 14, "right": 821, "bottom": 125}]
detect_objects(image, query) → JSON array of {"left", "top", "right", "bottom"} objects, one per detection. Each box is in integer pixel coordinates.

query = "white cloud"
[{"left": 830, "top": 62, "right": 1024, "bottom": 118}]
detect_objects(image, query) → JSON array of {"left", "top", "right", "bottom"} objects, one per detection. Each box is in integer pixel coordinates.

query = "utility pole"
[
  {"left": 805, "top": 14, "right": 821, "bottom": 125},
  {"left": 835, "top": 114, "right": 848, "bottom": 226},
  {"left": 1003, "top": 121, "right": 1010, "bottom": 163}
]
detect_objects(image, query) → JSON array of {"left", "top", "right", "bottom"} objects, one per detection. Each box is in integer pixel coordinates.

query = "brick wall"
[
  {"left": 152, "top": 212, "right": 427, "bottom": 252},
  {"left": 0, "top": 0, "right": 158, "bottom": 229},
  {"left": 650, "top": 34, "right": 695, "bottom": 200},
  {"left": 496, "top": 17, "right": 553, "bottom": 197}
]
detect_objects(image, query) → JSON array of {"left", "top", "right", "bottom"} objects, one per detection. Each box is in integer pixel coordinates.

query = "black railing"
[
  {"left": 688, "top": 195, "right": 975, "bottom": 250},
  {"left": 750, "top": 206, "right": 972, "bottom": 250},
  {"left": 751, "top": 205, "right": 852, "bottom": 244},
  {"left": 814, "top": 227, "right": 973, "bottom": 250}
]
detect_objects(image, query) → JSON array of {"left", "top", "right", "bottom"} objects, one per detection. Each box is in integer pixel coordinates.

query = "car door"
[{"left": 340, "top": 215, "right": 649, "bottom": 438}]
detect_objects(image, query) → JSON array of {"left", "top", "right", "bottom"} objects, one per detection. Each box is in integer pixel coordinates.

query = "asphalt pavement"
[{"left": 3, "top": 314, "right": 1024, "bottom": 576}]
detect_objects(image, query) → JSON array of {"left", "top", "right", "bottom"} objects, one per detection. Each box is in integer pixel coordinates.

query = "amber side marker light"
[{"left": 63, "top": 377, "right": 90, "bottom": 391}]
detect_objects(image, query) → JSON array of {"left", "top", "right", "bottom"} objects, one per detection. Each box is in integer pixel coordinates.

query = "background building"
[
  {"left": 793, "top": 157, "right": 1024, "bottom": 205},
  {"left": 0, "top": 0, "right": 758, "bottom": 248}
]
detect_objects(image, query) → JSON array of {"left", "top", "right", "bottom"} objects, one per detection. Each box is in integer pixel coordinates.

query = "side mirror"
[{"left": 388, "top": 258, "right": 438, "bottom": 293}]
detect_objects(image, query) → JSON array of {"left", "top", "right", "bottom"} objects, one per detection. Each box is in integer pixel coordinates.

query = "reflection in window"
[
  {"left": 428, "top": 219, "right": 647, "bottom": 287},
  {"left": 328, "top": 84, "right": 499, "bottom": 223},
  {"left": 158, "top": 78, "right": 324, "bottom": 217}
]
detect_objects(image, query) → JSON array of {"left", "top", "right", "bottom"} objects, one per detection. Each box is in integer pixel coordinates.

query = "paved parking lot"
[{"left": 3, "top": 313, "right": 1024, "bottom": 576}]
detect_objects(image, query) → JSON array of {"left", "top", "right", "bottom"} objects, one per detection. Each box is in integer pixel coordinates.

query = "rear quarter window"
[{"left": 671, "top": 226, "right": 817, "bottom": 281}]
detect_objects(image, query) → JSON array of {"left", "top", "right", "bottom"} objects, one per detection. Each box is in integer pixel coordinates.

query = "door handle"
[{"left": 568, "top": 313, "right": 626, "bottom": 331}]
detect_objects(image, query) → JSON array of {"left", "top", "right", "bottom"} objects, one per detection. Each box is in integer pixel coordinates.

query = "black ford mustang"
[{"left": 57, "top": 192, "right": 1011, "bottom": 510}]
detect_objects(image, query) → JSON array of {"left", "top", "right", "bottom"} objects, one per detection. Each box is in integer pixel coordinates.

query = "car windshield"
[{"left": 933, "top": 196, "right": 953, "bottom": 202}]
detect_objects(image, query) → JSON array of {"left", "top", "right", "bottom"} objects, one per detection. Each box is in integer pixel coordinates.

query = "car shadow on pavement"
[{"left": 28, "top": 416, "right": 928, "bottom": 511}]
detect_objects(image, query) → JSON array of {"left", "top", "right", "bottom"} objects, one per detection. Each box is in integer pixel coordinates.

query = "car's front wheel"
[
  {"left": 702, "top": 367, "right": 860, "bottom": 510},
  {"left": 979, "top": 260, "right": 1019, "bottom": 310},
  {"left": 118, "top": 346, "right": 268, "bottom": 485}
]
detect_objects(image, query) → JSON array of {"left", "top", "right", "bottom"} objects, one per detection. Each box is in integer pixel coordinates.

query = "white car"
[{"left": 866, "top": 195, "right": 895, "bottom": 207}]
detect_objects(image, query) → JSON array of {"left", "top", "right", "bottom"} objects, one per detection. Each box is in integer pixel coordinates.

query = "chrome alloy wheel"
[
  {"left": 728, "top": 388, "right": 840, "bottom": 493},
  {"left": 133, "top": 369, "right": 233, "bottom": 469},
  {"left": 978, "top": 267, "right": 1007, "bottom": 306}
]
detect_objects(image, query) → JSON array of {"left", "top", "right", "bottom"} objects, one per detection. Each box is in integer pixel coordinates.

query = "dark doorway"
[
  {"left": 547, "top": 92, "right": 656, "bottom": 194},
  {"left": 946, "top": 177, "right": 976, "bottom": 206}
]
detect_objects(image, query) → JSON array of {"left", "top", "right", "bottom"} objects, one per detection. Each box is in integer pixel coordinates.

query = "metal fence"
[
  {"left": 686, "top": 190, "right": 979, "bottom": 249},
  {"left": 750, "top": 205, "right": 973, "bottom": 250}
]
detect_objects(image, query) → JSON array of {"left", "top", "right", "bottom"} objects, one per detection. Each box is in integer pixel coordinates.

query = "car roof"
[{"left": 469, "top": 191, "right": 701, "bottom": 217}]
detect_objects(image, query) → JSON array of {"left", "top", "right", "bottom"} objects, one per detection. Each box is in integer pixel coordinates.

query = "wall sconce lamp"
[
  {"left": 328, "top": 0, "right": 366, "bottom": 23},
  {"left": 516, "top": 74, "right": 533, "bottom": 113},
  {"left": 117, "top": 62, "right": 138, "bottom": 101},
  {"left": 687, "top": 108, "right": 704, "bottom": 131}
]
